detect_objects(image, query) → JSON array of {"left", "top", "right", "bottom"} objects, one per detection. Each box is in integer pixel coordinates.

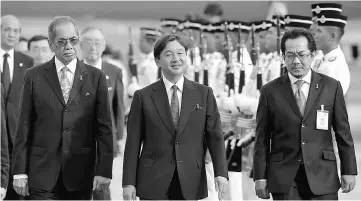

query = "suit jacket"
[
  {"left": 1, "top": 85, "right": 10, "bottom": 189},
  {"left": 101, "top": 61, "right": 124, "bottom": 156},
  {"left": 11, "top": 57, "right": 113, "bottom": 191},
  {"left": 253, "top": 70, "right": 357, "bottom": 195},
  {"left": 4, "top": 52, "right": 33, "bottom": 164},
  {"left": 123, "top": 77, "right": 228, "bottom": 200}
]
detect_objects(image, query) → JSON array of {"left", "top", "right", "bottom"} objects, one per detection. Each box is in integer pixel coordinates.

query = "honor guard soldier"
[
  {"left": 310, "top": 3, "right": 343, "bottom": 70},
  {"left": 263, "top": 15, "right": 286, "bottom": 83},
  {"left": 136, "top": 27, "right": 162, "bottom": 88},
  {"left": 284, "top": 14, "right": 313, "bottom": 30},
  {"left": 313, "top": 12, "right": 350, "bottom": 95}
]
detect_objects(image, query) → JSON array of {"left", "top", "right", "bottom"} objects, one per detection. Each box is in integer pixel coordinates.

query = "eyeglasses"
[
  {"left": 83, "top": 39, "right": 103, "bottom": 47},
  {"left": 56, "top": 37, "right": 79, "bottom": 47},
  {"left": 284, "top": 52, "right": 311, "bottom": 61}
]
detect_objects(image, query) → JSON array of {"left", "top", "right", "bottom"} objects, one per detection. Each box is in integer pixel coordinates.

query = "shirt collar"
[
  {"left": 1, "top": 48, "right": 14, "bottom": 59},
  {"left": 288, "top": 69, "right": 312, "bottom": 85},
  {"left": 84, "top": 58, "right": 102, "bottom": 70},
  {"left": 323, "top": 46, "right": 341, "bottom": 61},
  {"left": 162, "top": 75, "right": 184, "bottom": 93},
  {"left": 55, "top": 56, "right": 77, "bottom": 74}
]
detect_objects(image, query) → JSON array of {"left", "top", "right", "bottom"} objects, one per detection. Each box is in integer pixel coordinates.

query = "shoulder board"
[{"left": 328, "top": 56, "right": 337, "bottom": 62}]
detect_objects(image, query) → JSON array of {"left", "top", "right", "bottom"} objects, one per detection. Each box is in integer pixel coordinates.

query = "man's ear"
[
  {"left": 48, "top": 40, "right": 54, "bottom": 53},
  {"left": 155, "top": 58, "right": 161, "bottom": 68}
]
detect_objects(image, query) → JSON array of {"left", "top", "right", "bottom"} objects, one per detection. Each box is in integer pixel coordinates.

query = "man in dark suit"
[
  {"left": 253, "top": 28, "right": 357, "bottom": 200},
  {"left": 80, "top": 26, "right": 124, "bottom": 200},
  {"left": 123, "top": 34, "right": 228, "bottom": 200},
  {"left": 1, "top": 15, "right": 33, "bottom": 200},
  {"left": 1, "top": 84, "right": 10, "bottom": 199},
  {"left": 11, "top": 16, "right": 113, "bottom": 200}
]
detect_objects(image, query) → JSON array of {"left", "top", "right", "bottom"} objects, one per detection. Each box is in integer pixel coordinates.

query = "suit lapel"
[
  {"left": 151, "top": 79, "right": 175, "bottom": 135},
  {"left": 280, "top": 74, "right": 302, "bottom": 119},
  {"left": 44, "top": 57, "right": 65, "bottom": 106},
  {"left": 66, "top": 60, "right": 87, "bottom": 105},
  {"left": 176, "top": 78, "right": 198, "bottom": 136},
  {"left": 303, "top": 71, "right": 323, "bottom": 120},
  {"left": 9, "top": 53, "right": 26, "bottom": 97}
]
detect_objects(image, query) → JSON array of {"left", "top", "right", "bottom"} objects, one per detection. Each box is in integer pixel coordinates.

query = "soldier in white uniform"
[
  {"left": 313, "top": 12, "right": 350, "bottom": 95},
  {"left": 263, "top": 15, "right": 286, "bottom": 83},
  {"left": 136, "top": 27, "right": 162, "bottom": 88},
  {"left": 310, "top": 3, "right": 343, "bottom": 71}
]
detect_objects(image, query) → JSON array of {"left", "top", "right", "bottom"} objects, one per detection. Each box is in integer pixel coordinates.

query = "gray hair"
[{"left": 48, "top": 16, "right": 79, "bottom": 43}]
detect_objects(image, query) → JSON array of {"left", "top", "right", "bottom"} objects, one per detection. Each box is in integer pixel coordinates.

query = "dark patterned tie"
[
  {"left": 60, "top": 66, "right": 71, "bottom": 103},
  {"left": 295, "top": 80, "right": 306, "bottom": 116},
  {"left": 2, "top": 53, "right": 11, "bottom": 100},
  {"left": 171, "top": 85, "right": 179, "bottom": 128}
]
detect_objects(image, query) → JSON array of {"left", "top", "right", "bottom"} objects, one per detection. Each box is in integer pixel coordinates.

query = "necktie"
[
  {"left": 2, "top": 53, "right": 11, "bottom": 100},
  {"left": 60, "top": 66, "right": 71, "bottom": 103},
  {"left": 170, "top": 85, "right": 179, "bottom": 129},
  {"left": 295, "top": 80, "right": 306, "bottom": 116}
]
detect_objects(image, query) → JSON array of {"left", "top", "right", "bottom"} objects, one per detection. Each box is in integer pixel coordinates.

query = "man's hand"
[
  {"left": 255, "top": 180, "right": 270, "bottom": 199},
  {"left": 123, "top": 185, "right": 136, "bottom": 200},
  {"left": 341, "top": 175, "right": 356, "bottom": 193},
  {"left": 215, "top": 176, "right": 228, "bottom": 200},
  {"left": 0, "top": 187, "right": 7, "bottom": 200},
  {"left": 93, "top": 176, "right": 111, "bottom": 191},
  {"left": 13, "top": 178, "right": 29, "bottom": 196}
]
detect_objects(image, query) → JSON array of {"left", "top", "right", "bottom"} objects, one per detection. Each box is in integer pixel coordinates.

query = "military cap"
[
  {"left": 160, "top": 18, "right": 182, "bottom": 27},
  {"left": 224, "top": 21, "right": 251, "bottom": 33},
  {"left": 140, "top": 27, "right": 162, "bottom": 38},
  {"left": 317, "top": 13, "right": 348, "bottom": 28},
  {"left": 311, "top": 3, "right": 342, "bottom": 17},
  {"left": 250, "top": 21, "right": 272, "bottom": 33},
  {"left": 284, "top": 15, "right": 313, "bottom": 29}
]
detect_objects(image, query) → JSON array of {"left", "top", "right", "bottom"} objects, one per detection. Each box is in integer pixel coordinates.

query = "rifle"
[
  {"left": 237, "top": 23, "right": 245, "bottom": 94},
  {"left": 276, "top": 16, "right": 287, "bottom": 76},
  {"left": 128, "top": 26, "right": 137, "bottom": 78},
  {"left": 200, "top": 27, "right": 208, "bottom": 86},
  {"left": 256, "top": 42, "right": 262, "bottom": 90},
  {"left": 188, "top": 28, "right": 199, "bottom": 83},
  {"left": 224, "top": 22, "right": 235, "bottom": 94}
]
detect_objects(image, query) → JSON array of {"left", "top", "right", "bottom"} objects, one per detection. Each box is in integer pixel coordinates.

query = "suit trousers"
[
  {"left": 29, "top": 171, "right": 92, "bottom": 200},
  {"left": 272, "top": 164, "right": 338, "bottom": 200},
  {"left": 140, "top": 168, "right": 185, "bottom": 200}
]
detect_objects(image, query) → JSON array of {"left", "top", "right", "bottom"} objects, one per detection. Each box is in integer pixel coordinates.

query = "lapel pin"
[
  {"left": 85, "top": 92, "right": 90, "bottom": 96},
  {"left": 106, "top": 75, "right": 109, "bottom": 80},
  {"left": 316, "top": 84, "right": 319, "bottom": 89},
  {"left": 80, "top": 75, "right": 83, "bottom": 80},
  {"left": 108, "top": 87, "right": 113, "bottom": 91},
  {"left": 19, "top": 63, "right": 23, "bottom": 67}
]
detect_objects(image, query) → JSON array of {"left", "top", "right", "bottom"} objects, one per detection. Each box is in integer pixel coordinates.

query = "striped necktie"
[
  {"left": 170, "top": 85, "right": 179, "bottom": 129},
  {"left": 60, "top": 66, "right": 71, "bottom": 103},
  {"left": 295, "top": 80, "right": 306, "bottom": 116}
]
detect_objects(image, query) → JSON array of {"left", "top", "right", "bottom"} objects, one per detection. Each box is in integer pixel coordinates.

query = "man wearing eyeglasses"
[
  {"left": 80, "top": 26, "right": 124, "bottom": 200},
  {"left": 254, "top": 28, "right": 357, "bottom": 200},
  {"left": 11, "top": 16, "right": 113, "bottom": 200}
]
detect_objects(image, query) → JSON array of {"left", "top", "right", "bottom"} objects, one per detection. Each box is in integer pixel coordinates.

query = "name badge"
[{"left": 316, "top": 105, "right": 329, "bottom": 130}]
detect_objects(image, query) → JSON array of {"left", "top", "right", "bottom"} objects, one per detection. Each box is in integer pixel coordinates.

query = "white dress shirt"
[
  {"left": 55, "top": 56, "right": 77, "bottom": 86},
  {"left": 162, "top": 75, "right": 184, "bottom": 115},
  {"left": 288, "top": 69, "right": 312, "bottom": 100},
  {"left": 84, "top": 58, "right": 102, "bottom": 70},
  {"left": 0, "top": 48, "right": 15, "bottom": 82}
]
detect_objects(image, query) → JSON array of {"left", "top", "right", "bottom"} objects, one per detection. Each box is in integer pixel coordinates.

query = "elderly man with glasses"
[{"left": 11, "top": 16, "right": 113, "bottom": 200}]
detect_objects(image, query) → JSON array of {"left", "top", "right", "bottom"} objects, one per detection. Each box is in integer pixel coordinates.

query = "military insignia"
[
  {"left": 315, "top": 5, "right": 321, "bottom": 14},
  {"left": 328, "top": 56, "right": 337, "bottom": 62},
  {"left": 319, "top": 15, "right": 326, "bottom": 24},
  {"left": 285, "top": 16, "right": 291, "bottom": 24},
  {"left": 19, "top": 63, "right": 23, "bottom": 67}
]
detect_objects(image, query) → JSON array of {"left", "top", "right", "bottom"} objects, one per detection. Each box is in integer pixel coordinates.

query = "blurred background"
[{"left": 1, "top": 1, "right": 361, "bottom": 200}]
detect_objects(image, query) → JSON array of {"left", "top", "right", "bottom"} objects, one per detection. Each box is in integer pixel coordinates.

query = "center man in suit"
[
  {"left": 123, "top": 34, "right": 228, "bottom": 200},
  {"left": 11, "top": 16, "right": 113, "bottom": 200},
  {"left": 1, "top": 15, "right": 34, "bottom": 200},
  {"left": 253, "top": 28, "right": 357, "bottom": 200},
  {"left": 80, "top": 26, "right": 125, "bottom": 200}
]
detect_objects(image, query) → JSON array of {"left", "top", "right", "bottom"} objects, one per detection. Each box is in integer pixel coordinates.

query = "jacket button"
[
  {"left": 302, "top": 140, "right": 307, "bottom": 145},
  {"left": 64, "top": 110, "right": 68, "bottom": 114},
  {"left": 302, "top": 124, "right": 305, "bottom": 127},
  {"left": 175, "top": 141, "right": 179, "bottom": 145},
  {"left": 298, "top": 159, "right": 302, "bottom": 162}
]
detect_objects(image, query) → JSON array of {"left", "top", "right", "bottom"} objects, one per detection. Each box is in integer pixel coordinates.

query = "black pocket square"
[{"left": 193, "top": 104, "right": 202, "bottom": 110}]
